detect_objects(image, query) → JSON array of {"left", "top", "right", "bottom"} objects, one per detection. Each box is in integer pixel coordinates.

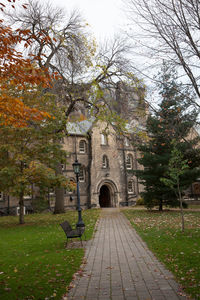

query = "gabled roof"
[
  {"left": 66, "top": 119, "right": 94, "bottom": 135},
  {"left": 66, "top": 117, "right": 145, "bottom": 136}
]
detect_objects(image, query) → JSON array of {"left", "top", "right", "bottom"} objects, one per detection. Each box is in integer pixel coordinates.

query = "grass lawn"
[
  {"left": 123, "top": 208, "right": 200, "bottom": 300},
  {"left": 0, "top": 209, "right": 100, "bottom": 300}
]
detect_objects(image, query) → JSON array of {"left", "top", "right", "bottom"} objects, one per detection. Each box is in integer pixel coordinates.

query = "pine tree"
[{"left": 135, "top": 63, "right": 200, "bottom": 210}]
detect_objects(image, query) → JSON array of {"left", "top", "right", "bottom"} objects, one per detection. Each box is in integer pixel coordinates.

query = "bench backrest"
[{"left": 60, "top": 221, "right": 72, "bottom": 233}]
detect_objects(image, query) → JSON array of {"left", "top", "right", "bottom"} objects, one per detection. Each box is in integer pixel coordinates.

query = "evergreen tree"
[
  {"left": 135, "top": 64, "right": 200, "bottom": 210},
  {"left": 161, "top": 141, "right": 189, "bottom": 232}
]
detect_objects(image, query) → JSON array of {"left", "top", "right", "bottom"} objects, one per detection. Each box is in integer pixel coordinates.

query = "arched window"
[
  {"left": 79, "top": 140, "right": 86, "bottom": 153},
  {"left": 79, "top": 167, "right": 85, "bottom": 182},
  {"left": 101, "top": 133, "right": 108, "bottom": 145},
  {"left": 128, "top": 180, "right": 135, "bottom": 194},
  {"left": 102, "top": 155, "right": 109, "bottom": 169},
  {"left": 126, "top": 154, "right": 133, "bottom": 169}
]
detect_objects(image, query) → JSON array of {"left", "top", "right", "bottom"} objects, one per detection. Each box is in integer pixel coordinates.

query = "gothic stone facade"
[{"left": 58, "top": 120, "right": 144, "bottom": 209}]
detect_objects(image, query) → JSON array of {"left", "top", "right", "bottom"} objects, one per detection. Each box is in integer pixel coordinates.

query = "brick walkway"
[{"left": 66, "top": 208, "right": 189, "bottom": 300}]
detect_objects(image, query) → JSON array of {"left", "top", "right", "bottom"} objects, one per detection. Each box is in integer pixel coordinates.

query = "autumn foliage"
[{"left": 0, "top": 1, "right": 52, "bottom": 127}]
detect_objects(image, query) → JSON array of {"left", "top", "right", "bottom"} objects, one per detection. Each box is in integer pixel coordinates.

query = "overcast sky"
[{"left": 44, "top": 0, "right": 126, "bottom": 41}]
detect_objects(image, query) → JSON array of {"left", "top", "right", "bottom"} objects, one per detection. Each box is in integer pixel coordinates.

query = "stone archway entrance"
[{"left": 99, "top": 185, "right": 111, "bottom": 207}]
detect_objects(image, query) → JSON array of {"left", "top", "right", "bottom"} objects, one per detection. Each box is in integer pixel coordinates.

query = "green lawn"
[
  {"left": 0, "top": 209, "right": 100, "bottom": 300},
  {"left": 123, "top": 208, "right": 200, "bottom": 300}
]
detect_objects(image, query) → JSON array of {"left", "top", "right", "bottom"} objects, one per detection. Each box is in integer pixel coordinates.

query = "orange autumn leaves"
[{"left": 0, "top": 3, "right": 53, "bottom": 127}]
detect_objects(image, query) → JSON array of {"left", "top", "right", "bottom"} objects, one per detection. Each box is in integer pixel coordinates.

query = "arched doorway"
[{"left": 99, "top": 185, "right": 111, "bottom": 207}]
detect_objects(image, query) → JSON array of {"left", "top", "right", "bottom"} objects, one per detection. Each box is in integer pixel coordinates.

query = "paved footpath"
[{"left": 66, "top": 208, "right": 189, "bottom": 300}]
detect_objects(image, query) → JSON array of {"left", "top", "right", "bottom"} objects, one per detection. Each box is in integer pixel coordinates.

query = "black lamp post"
[{"left": 72, "top": 159, "right": 85, "bottom": 227}]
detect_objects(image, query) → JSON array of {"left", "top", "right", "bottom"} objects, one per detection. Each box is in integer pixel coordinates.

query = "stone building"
[
  {"left": 0, "top": 83, "right": 147, "bottom": 214},
  {"left": 56, "top": 82, "right": 147, "bottom": 209},
  {"left": 59, "top": 119, "right": 144, "bottom": 209}
]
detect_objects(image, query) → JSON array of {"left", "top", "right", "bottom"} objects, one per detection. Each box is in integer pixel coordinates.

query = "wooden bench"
[{"left": 60, "top": 221, "right": 85, "bottom": 246}]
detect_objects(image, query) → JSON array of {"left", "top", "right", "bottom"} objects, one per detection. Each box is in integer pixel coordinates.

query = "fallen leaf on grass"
[{"left": 68, "top": 283, "right": 75, "bottom": 289}]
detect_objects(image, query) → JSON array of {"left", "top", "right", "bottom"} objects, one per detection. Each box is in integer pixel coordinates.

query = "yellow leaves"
[{"left": 138, "top": 131, "right": 149, "bottom": 141}]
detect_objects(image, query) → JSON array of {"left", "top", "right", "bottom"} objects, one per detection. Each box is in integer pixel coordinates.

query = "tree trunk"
[
  {"left": 178, "top": 183, "right": 185, "bottom": 233},
  {"left": 54, "top": 187, "right": 65, "bottom": 214},
  {"left": 54, "top": 163, "right": 65, "bottom": 214},
  {"left": 159, "top": 199, "right": 163, "bottom": 211},
  {"left": 19, "top": 193, "right": 25, "bottom": 224}
]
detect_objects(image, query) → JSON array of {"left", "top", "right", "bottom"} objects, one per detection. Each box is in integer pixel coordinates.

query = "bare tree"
[
  {"left": 6, "top": 0, "right": 142, "bottom": 213},
  {"left": 125, "top": 0, "right": 200, "bottom": 107}
]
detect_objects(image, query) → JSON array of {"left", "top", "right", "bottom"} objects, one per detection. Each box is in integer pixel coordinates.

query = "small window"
[
  {"left": 102, "top": 155, "right": 109, "bottom": 169},
  {"left": 126, "top": 154, "right": 133, "bottom": 170},
  {"left": 128, "top": 180, "right": 135, "bottom": 194},
  {"left": 101, "top": 133, "right": 108, "bottom": 145},
  {"left": 125, "top": 137, "right": 130, "bottom": 147},
  {"left": 79, "top": 168, "right": 85, "bottom": 182},
  {"left": 61, "top": 163, "right": 65, "bottom": 171},
  {"left": 0, "top": 192, "right": 3, "bottom": 202},
  {"left": 79, "top": 140, "right": 86, "bottom": 153}
]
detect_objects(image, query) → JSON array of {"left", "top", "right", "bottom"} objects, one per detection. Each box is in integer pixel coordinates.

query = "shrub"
[{"left": 136, "top": 197, "right": 144, "bottom": 205}]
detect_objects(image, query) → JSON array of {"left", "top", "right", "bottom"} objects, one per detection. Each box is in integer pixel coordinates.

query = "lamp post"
[{"left": 72, "top": 159, "right": 85, "bottom": 227}]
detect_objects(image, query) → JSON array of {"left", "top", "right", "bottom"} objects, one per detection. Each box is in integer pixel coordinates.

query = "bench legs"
[{"left": 65, "top": 237, "right": 83, "bottom": 247}]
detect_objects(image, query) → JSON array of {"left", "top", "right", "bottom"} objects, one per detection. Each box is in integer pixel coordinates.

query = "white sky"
[{"left": 46, "top": 0, "right": 126, "bottom": 41}]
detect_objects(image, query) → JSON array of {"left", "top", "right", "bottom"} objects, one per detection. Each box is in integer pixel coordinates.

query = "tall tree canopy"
[
  {"left": 135, "top": 64, "right": 200, "bottom": 210},
  {"left": 4, "top": 0, "right": 145, "bottom": 213},
  {"left": 0, "top": 90, "right": 69, "bottom": 224},
  {"left": 5, "top": 0, "right": 139, "bottom": 120}
]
